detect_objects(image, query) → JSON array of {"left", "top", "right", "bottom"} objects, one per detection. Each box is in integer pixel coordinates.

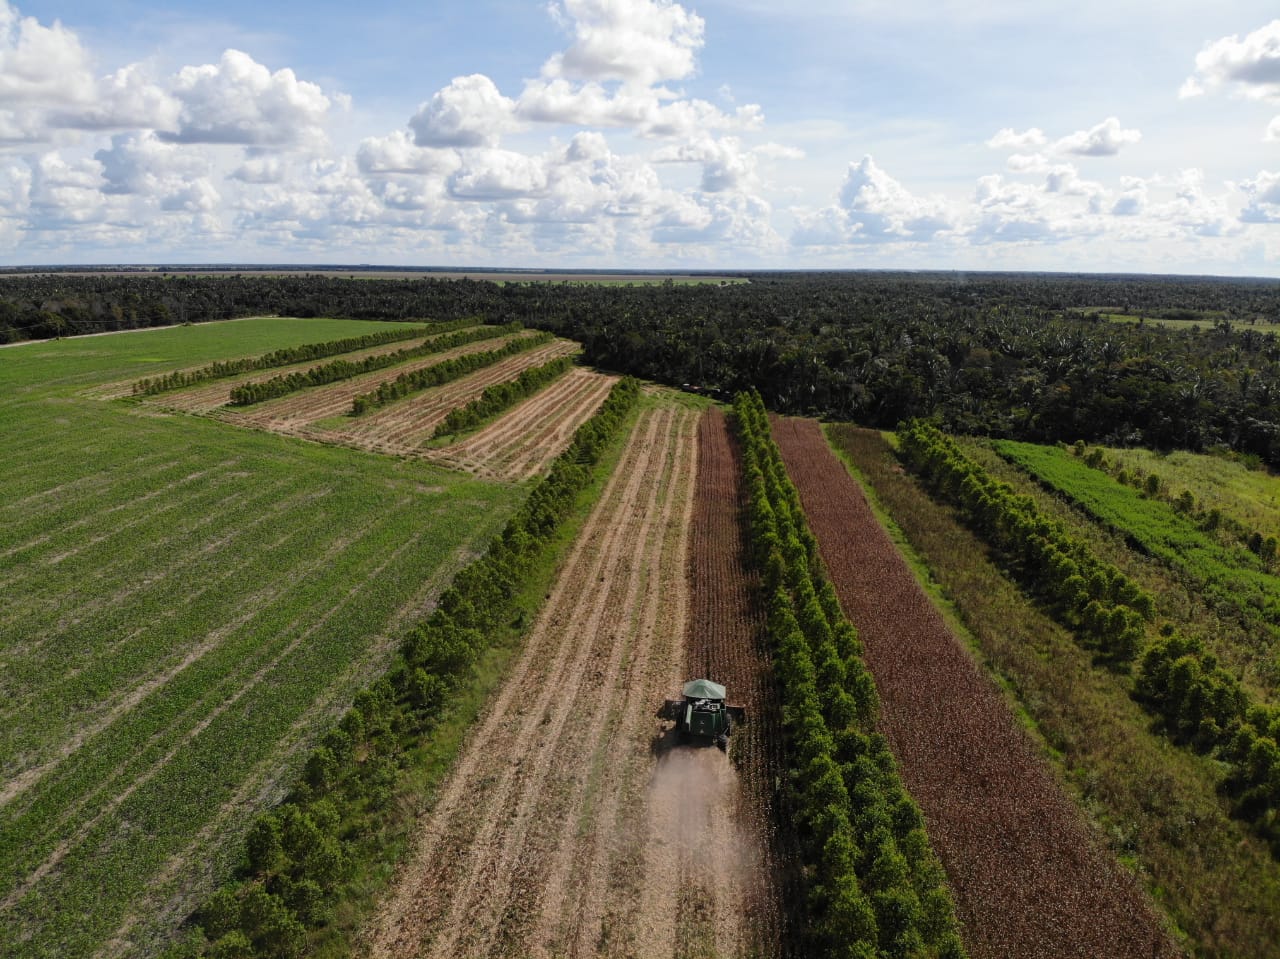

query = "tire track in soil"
[
  {"left": 680, "top": 408, "right": 794, "bottom": 959},
  {"left": 430, "top": 369, "right": 616, "bottom": 481},
  {"left": 425, "top": 408, "right": 681, "bottom": 959},
  {"left": 365, "top": 408, "right": 672, "bottom": 959},
  {"left": 769, "top": 416, "right": 1182, "bottom": 959}
]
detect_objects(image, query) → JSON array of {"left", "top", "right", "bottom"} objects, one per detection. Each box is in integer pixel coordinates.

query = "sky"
[{"left": 2, "top": 0, "right": 1280, "bottom": 274}]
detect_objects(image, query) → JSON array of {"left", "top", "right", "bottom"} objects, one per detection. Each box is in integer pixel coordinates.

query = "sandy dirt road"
[
  {"left": 365, "top": 400, "right": 769, "bottom": 958},
  {"left": 770, "top": 416, "right": 1181, "bottom": 959}
]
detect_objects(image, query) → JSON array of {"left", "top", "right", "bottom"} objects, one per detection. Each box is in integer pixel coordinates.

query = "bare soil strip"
[
  {"left": 769, "top": 416, "right": 1181, "bottom": 959},
  {"left": 366, "top": 401, "right": 762, "bottom": 959},
  {"left": 428, "top": 368, "right": 617, "bottom": 481}
]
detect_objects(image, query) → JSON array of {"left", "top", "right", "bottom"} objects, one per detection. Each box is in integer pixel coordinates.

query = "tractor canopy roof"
[{"left": 682, "top": 678, "right": 726, "bottom": 700}]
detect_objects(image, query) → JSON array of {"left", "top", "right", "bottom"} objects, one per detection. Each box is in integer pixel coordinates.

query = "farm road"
[
  {"left": 769, "top": 417, "right": 1182, "bottom": 959},
  {"left": 366, "top": 401, "right": 766, "bottom": 958}
]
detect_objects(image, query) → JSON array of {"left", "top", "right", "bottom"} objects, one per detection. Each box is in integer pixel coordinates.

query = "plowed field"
[
  {"left": 426, "top": 367, "right": 617, "bottom": 480},
  {"left": 365, "top": 402, "right": 767, "bottom": 958},
  {"left": 769, "top": 416, "right": 1181, "bottom": 959}
]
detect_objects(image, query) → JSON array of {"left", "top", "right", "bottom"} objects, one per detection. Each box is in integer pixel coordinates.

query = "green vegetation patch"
[
  {"left": 994, "top": 440, "right": 1280, "bottom": 661},
  {"left": 0, "top": 319, "right": 522, "bottom": 958}
]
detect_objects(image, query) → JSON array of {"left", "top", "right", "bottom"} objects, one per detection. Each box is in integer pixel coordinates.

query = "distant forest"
[{"left": 6, "top": 269, "right": 1280, "bottom": 463}]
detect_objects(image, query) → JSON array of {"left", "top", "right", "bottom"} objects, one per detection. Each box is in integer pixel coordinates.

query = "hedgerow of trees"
[
  {"left": 164, "top": 377, "right": 641, "bottom": 958},
  {"left": 130, "top": 324, "right": 449, "bottom": 395},
  {"left": 735, "top": 391, "right": 966, "bottom": 959},
  {"left": 898, "top": 421, "right": 1280, "bottom": 849},
  {"left": 432, "top": 354, "right": 575, "bottom": 439},
  {"left": 348, "top": 331, "right": 554, "bottom": 415},
  {"left": 898, "top": 420, "right": 1154, "bottom": 660},
  {"left": 227, "top": 322, "right": 521, "bottom": 407}
]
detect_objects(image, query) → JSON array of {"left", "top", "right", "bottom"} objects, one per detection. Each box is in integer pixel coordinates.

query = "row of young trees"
[
  {"left": 897, "top": 421, "right": 1154, "bottom": 660},
  {"left": 227, "top": 322, "right": 520, "bottom": 406},
  {"left": 130, "top": 324, "right": 447, "bottom": 396},
  {"left": 734, "top": 391, "right": 966, "bottom": 959},
  {"left": 166, "top": 377, "right": 641, "bottom": 958},
  {"left": 431, "top": 354, "right": 575, "bottom": 439},
  {"left": 1137, "top": 633, "right": 1280, "bottom": 849},
  {"left": 348, "top": 332, "right": 553, "bottom": 415},
  {"left": 899, "top": 422, "right": 1280, "bottom": 849}
]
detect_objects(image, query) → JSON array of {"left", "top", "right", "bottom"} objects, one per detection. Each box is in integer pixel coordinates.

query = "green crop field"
[
  {"left": 0, "top": 319, "right": 522, "bottom": 957},
  {"left": 994, "top": 439, "right": 1280, "bottom": 698}
]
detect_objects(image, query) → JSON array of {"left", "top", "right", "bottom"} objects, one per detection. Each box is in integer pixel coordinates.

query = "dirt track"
[
  {"left": 365, "top": 402, "right": 765, "bottom": 958},
  {"left": 770, "top": 417, "right": 1181, "bottom": 959}
]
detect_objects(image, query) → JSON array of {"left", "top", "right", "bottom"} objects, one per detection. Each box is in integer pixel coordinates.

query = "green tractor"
[{"left": 658, "top": 679, "right": 746, "bottom": 750}]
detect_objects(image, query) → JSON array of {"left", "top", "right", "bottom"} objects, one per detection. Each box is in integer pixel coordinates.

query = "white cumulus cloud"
[
  {"left": 1053, "top": 116, "right": 1141, "bottom": 157},
  {"left": 544, "top": 0, "right": 704, "bottom": 86},
  {"left": 410, "top": 74, "right": 518, "bottom": 149},
  {"left": 1182, "top": 19, "right": 1280, "bottom": 102},
  {"left": 164, "top": 49, "right": 334, "bottom": 148},
  {"left": 986, "top": 127, "right": 1046, "bottom": 151},
  {"left": 793, "top": 155, "right": 955, "bottom": 246}
]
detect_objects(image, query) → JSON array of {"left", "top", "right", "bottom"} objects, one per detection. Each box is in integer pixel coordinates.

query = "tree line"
[
  {"left": 432, "top": 354, "right": 575, "bottom": 439},
  {"left": 736, "top": 391, "right": 966, "bottom": 959},
  {"left": 11, "top": 270, "right": 1280, "bottom": 463}
]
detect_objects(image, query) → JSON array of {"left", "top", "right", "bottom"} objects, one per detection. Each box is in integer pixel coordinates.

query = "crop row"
[
  {"left": 349, "top": 331, "right": 554, "bottom": 416},
  {"left": 898, "top": 421, "right": 1154, "bottom": 661},
  {"left": 169, "top": 377, "right": 641, "bottom": 958},
  {"left": 130, "top": 323, "right": 448, "bottom": 396},
  {"left": 734, "top": 393, "right": 965, "bottom": 959},
  {"left": 227, "top": 322, "right": 520, "bottom": 407},
  {"left": 431, "top": 354, "right": 575, "bottom": 439}
]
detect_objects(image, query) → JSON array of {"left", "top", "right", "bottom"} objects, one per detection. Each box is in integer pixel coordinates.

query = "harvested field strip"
[
  {"left": 683, "top": 407, "right": 792, "bottom": 956},
  {"left": 367, "top": 400, "right": 755, "bottom": 959},
  {"left": 770, "top": 416, "right": 1180, "bottom": 959},
  {"left": 426, "top": 367, "right": 617, "bottom": 480},
  {"left": 221, "top": 332, "right": 533, "bottom": 433},
  {"left": 319, "top": 339, "right": 580, "bottom": 452}
]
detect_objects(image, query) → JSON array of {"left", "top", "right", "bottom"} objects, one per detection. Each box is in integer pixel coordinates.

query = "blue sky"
[{"left": 2, "top": 0, "right": 1280, "bottom": 273}]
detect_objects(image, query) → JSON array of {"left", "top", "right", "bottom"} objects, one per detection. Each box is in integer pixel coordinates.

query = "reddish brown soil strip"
[
  {"left": 769, "top": 416, "right": 1182, "bottom": 959},
  {"left": 427, "top": 368, "right": 617, "bottom": 480},
  {"left": 682, "top": 408, "right": 793, "bottom": 957}
]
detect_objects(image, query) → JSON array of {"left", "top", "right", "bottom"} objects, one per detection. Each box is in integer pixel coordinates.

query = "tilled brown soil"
[
  {"left": 683, "top": 408, "right": 794, "bottom": 958},
  {"left": 769, "top": 416, "right": 1182, "bottom": 959},
  {"left": 366, "top": 402, "right": 765, "bottom": 958}
]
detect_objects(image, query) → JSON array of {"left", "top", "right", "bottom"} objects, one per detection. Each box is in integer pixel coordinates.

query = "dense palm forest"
[{"left": 6, "top": 269, "right": 1280, "bottom": 462}]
